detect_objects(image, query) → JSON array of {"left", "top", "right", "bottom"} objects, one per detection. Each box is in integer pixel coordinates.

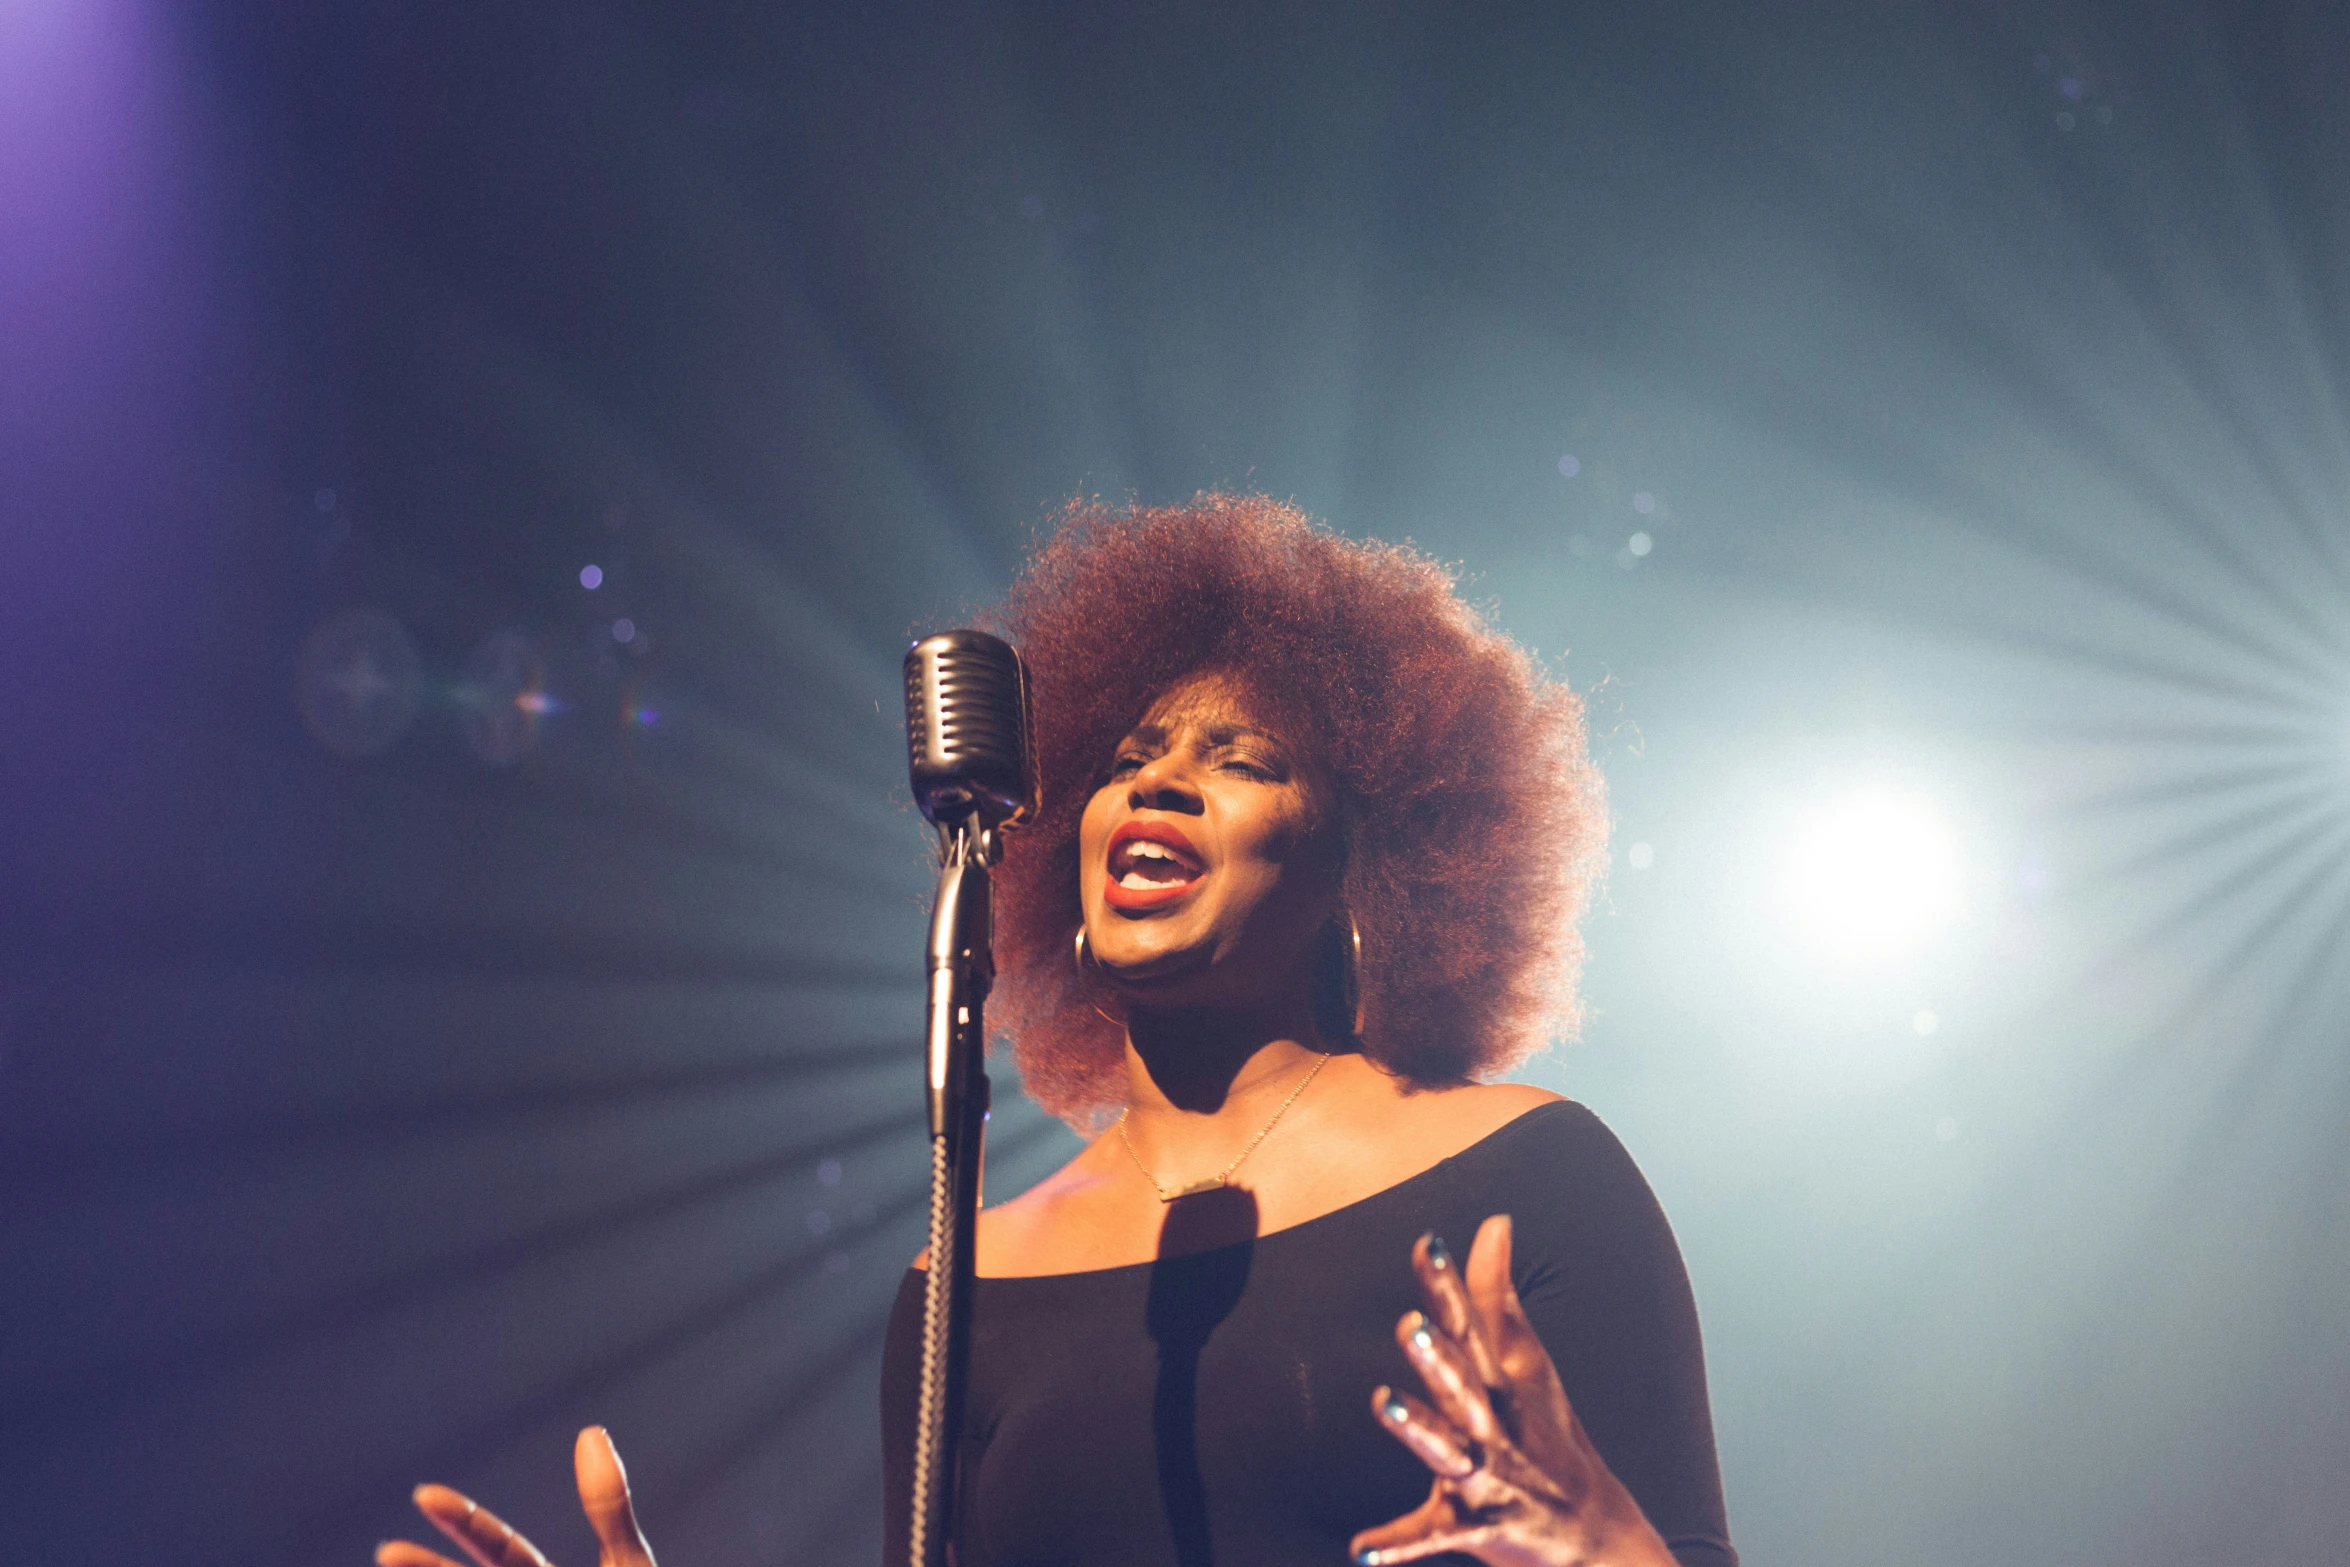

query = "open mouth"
[{"left": 1104, "top": 822, "right": 1205, "bottom": 909}]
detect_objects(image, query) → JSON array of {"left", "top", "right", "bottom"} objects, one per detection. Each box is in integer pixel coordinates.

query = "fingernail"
[
  {"left": 1425, "top": 1232, "right": 1451, "bottom": 1269},
  {"left": 1356, "top": 1550, "right": 1384, "bottom": 1566},
  {"left": 1382, "top": 1392, "right": 1410, "bottom": 1423},
  {"left": 1408, "top": 1322, "right": 1434, "bottom": 1353}
]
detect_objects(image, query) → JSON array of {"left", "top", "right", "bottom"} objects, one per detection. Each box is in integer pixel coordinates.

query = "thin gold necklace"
[{"left": 1115, "top": 1051, "right": 1332, "bottom": 1202}]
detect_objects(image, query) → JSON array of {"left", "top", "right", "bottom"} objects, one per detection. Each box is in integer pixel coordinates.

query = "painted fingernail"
[
  {"left": 1382, "top": 1392, "right": 1410, "bottom": 1423},
  {"left": 1425, "top": 1232, "right": 1451, "bottom": 1269},
  {"left": 1356, "top": 1550, "right": 1384, "bottom": 1566},
  {"left": 1409, "top": 1322, "right": 1434, "bottom": 1353}
]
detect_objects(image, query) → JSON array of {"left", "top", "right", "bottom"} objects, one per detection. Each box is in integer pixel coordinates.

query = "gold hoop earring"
[
  {"left": 1344, "top": 916, "right": 1367, "bottom": 1039},
  {"left": 1074, "top": 925, "right": 1124, "bottom": 1030}
]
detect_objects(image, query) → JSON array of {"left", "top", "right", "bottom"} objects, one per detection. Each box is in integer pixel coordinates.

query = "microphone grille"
[{"left": 905, "top": 630, "right": 1037, "bottom": 827}]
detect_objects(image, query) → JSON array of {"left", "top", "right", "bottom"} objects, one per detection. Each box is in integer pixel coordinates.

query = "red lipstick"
[{"left": 1102, "top": 821, "right": 1206, "bottom": 911}]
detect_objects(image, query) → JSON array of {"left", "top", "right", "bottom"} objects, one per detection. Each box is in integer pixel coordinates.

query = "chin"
[
  {"left": 1098, "top": 942, "right": 1202, "bottom": 981},
  {"left": 1094, "top": 931, "right": 1212, "bottom": 987}
]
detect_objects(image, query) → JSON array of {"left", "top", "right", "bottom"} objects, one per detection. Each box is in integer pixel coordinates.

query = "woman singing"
[{"left": 379, "top": 495, "right": 1735, "bottom": 1567}]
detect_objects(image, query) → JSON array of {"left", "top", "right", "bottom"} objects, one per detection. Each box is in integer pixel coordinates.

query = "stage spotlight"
[{"left": 1781, "top": 789, "right": 1959, "bottom": 962}]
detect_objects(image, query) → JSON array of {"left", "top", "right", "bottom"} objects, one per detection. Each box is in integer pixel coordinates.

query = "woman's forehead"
[{"left": 1131, "top": 671, "right": 1285, "bottom": 739}]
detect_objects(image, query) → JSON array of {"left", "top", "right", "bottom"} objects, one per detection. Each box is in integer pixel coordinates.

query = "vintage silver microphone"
[
  {"left": 901, "top": 630, "right": 1036, "bottom": 1567},
  {"left": 906, "top": 630, "right": 1037, "bottom": 834}
]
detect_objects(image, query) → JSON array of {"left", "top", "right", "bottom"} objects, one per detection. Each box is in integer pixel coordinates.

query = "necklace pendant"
[{"left": 1162, "top": 1176, "right": 1225, "bottom": 1201}]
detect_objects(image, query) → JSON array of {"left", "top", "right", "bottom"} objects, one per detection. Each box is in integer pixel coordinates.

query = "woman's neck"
[{"left": 1119, "top": 1000, "right": 1333, "bottom": 1125}]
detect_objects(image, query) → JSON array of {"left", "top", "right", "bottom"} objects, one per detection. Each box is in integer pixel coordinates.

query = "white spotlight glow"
[{"left": 1781, "top": 790, "right": 1959, "bottom": 961}]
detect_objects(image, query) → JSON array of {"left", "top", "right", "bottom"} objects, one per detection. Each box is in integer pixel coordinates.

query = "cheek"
[
  {"left": 1221, "top": 811, "right": 1329, "bottom": 908},
  {"left": 1076, "top": 791, "right": 1119, "bottom": 870},
  {"left": 1265, "top": 807, "right": 1344, "bottom": 903},
  {"left": 1251, "top": 796, "right": 1324, "bottom": 864}
]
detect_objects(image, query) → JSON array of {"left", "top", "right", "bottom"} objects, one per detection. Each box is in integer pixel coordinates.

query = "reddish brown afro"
[{"left": 983, "top": 493, "right": 1608, "bottom": 1129}]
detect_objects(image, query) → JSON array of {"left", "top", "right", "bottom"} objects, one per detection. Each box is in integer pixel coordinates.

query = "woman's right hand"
[
  {"left": 376, "top": 1427, "right": 657, "bottom": 1567},
  {"left": 1350, "top": 1218, "right": 1676, "bottom": 1567}
]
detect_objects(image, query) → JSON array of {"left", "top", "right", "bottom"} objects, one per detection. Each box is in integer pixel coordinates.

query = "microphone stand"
[{"left": 909, "top": 817, "right": 997, "bottom": 1567}]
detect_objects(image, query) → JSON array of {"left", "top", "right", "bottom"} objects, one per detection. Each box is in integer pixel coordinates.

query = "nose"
[{"left": 1126, "top": 750, "right": 1205, "bottom": 815}]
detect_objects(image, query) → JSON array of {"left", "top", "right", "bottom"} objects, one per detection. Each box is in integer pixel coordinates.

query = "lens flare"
[
  {"left": 457, "top": 628, "right": 550, "bottom": 765},
  {"left": 1781, "top": 790, "right": 1960, "bottom": 962}
]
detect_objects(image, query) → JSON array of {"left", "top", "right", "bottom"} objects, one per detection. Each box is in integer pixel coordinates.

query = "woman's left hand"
[
  {"left": 375, "top": 1427, "right": 656, "bottom": 1567},
  {"left": 1350, "top": 1215, "right": 1678, "bottom": 1567}
]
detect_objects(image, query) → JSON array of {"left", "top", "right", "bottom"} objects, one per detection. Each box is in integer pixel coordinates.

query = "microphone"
[
  {"left": 904, "top": 630, "right": 1038, "bottom": 831},
  {"left": 900, "top": 628, "right": 1035, "bottom": 1567}
]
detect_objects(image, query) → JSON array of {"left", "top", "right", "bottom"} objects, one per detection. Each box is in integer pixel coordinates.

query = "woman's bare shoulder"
[
  {"left": 1389, "top": 1078, "right": 1566, "bottom": 1142},
  {"left": 1257, "top": 1067, "right": 1553, "bottom": 1207},
  {"left": 1459, "top": 1080, "right": 1569, "bottom": 1113},
  {"left": 910, "top": 1135, "right": 1126, "bottom": 1272}
]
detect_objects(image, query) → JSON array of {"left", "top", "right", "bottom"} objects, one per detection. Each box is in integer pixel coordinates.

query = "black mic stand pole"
[{"left": 909, "top": 817, "right": 996, "bottom": 1567}]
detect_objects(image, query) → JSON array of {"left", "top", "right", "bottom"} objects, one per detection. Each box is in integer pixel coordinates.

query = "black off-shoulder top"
[{"left": 881, "top": 1100, "right": 1735, "bottom": 1567}]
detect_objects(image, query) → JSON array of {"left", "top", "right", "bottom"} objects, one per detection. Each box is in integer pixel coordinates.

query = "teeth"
[{"left": 1115, "top": 836, "right": 1195, "bottom": 889}]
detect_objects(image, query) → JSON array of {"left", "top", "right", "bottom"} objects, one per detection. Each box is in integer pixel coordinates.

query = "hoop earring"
[
  {"left": 1074, "top": 925, "right": 1124, "bottom": 1030},
  {"left": 1344, "top": 916, "right": 1367, "bottom": 1039}
]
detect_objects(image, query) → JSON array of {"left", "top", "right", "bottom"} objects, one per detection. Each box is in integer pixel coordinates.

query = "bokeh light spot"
[
  {"left": 294, "top": 608, "right": 421, "bottom": 759},
  {"left": 579, "top": 563, "right": 603, "bottom": 589}
]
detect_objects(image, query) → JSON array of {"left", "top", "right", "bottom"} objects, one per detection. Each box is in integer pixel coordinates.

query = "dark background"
[{"left": 6, "top": 2, "right": 2349, "bottom": 1564}]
